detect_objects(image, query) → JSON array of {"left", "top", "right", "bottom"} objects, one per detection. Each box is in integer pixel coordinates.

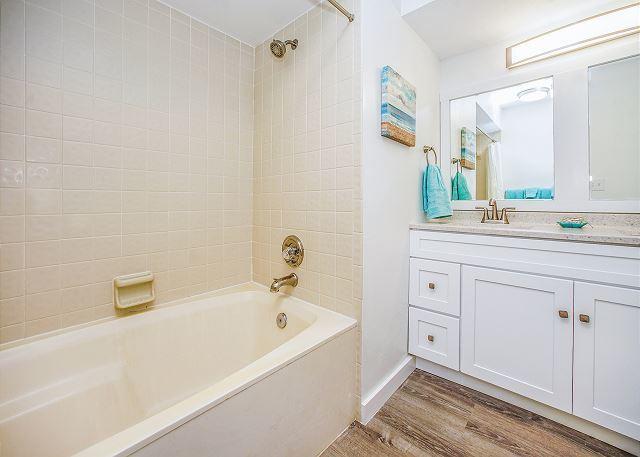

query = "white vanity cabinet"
[
  {"left": 573, "top": 282, "right": 640, "bottom": 440},
  {"left": 408, "top": 229, "right": 640, "bottom": 440}
]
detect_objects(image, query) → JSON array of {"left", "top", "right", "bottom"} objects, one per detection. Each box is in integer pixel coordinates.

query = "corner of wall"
[{"left": 359, "top": 0, "right": 440, "bottom": 404}]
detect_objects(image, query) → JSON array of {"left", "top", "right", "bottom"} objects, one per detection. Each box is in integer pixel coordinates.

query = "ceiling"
[
  {"left": 401, "top": 0, "right": 633, "bottom": 60},
  {"left": 159, "top": 0, "right": 320, "bottom": 46}
]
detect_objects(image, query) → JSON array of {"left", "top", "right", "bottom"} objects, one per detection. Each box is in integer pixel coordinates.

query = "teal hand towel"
[
  {"left": 423, "top": 165, "right": 452, "bottom": 219},
  {"left": 538, "top": 188, "right": 554, "bottom": 199},
  {"left": 525, "top": 187, "right": 538, "bottom": 199},
  {"left": 505, "top": 187, "right": 554, "bottom": 199},
  {"left": 451, "top": 171, "right": 472, "bottom": 201},
  {"left": 505, "top": 189, "right": 525, "bottom": 199}
]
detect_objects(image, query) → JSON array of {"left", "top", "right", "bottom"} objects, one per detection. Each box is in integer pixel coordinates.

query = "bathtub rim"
[
  {"left": 0, "top": 282, "right": 322, "bottom": 352},
  {"left": 11, "top": 283, "right": 357, "bottom": 457}
]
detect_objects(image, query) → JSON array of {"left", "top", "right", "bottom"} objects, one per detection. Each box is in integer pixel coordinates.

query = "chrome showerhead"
[{"left": 270, "top": 39, "right": 298, "bottom": 58}]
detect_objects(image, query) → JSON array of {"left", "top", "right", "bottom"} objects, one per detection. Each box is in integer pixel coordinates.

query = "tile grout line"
[{"left": 23, "top": 0, "right": 28, "bottom": 333}]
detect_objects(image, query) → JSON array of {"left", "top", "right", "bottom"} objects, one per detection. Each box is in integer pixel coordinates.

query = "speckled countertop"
[{"left": 410, "top": 212, "right": 640, "bottom": 247}]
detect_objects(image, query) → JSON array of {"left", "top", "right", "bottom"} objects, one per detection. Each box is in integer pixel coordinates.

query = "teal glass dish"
[{"left": 557, "top": 219, "right": 589, "bottom": 229}]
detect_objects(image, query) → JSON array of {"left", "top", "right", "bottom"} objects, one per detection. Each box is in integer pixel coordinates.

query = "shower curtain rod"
[
  {"left": 477, "top": 126, "right": 497, "bottom": 143},
  {"left": 327, "top": 0, "right": 355, "bottom": 22}
]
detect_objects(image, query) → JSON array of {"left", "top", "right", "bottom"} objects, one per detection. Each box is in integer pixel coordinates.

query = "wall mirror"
[
  {"left": 449, "top": 77, "right": 554, "bottom": 201},
  {"left": 439, "top": 17, "right": 639, "bottom": 212},
  {"left": 589, "top": 55, "right": 639, "bottom": 201}
]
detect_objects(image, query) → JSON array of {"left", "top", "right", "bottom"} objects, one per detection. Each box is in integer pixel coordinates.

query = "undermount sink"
[
  {"left": 480, "top": 220, "right": 510, "bottom": 225},
  {"left": 474, "top": 221, "right": 534, "bottom": 230}
]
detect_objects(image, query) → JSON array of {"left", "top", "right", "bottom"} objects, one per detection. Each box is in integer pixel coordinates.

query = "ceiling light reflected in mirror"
[{"left": 517, "top": 87, "right": 551, "bottom": 102}]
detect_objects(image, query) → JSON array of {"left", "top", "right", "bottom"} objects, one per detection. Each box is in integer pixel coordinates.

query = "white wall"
[
  {"left": 360, "top": 0, "right": 439, "bottom": 411},
  {"left": 500, "top": 98, "right": 554, "bottom": 191}
]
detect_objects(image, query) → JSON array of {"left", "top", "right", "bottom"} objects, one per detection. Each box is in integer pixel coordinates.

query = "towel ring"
[{"left": 423, "top": 146, "right": 437, "bottom": 166}]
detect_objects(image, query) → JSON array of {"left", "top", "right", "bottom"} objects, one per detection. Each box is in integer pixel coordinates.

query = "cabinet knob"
[
  {"left": 579, "top": 314, "right": 591, "bottom": 323},
  {"left": 558, "top": 310, "right": 569, "bottom": 319},
  {"left": 427, "top": 335, "right": 434, "bottom": 342},
  {"left": 428, "top": 282, "right": 436, "bottom": 290}
]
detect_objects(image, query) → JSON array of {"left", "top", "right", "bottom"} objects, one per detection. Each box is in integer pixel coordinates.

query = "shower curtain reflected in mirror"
[{"left": 487, "top": 142, "right": 504, "bottom": 200}]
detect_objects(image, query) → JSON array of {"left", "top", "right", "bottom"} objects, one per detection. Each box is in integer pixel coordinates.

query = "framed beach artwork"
[
  {"left": 381, "top": 66, "right": 416, "bottom": 147},
  {"left": 460, "top": 126, "right": 476, "bottom": 169}
]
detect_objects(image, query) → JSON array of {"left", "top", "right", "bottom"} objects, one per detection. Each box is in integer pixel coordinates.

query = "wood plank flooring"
[{"left": 322, "top": 369, "right": 633, "bottom": 457}]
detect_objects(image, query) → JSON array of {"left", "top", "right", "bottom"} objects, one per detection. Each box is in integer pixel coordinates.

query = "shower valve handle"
[{"left": 282, "top": 246, "right": 299, "bottom": 262}]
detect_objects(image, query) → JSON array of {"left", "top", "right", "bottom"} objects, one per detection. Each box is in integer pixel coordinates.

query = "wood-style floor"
[{"left": 322, "top": 369, "right": 633, "bottom": 457}]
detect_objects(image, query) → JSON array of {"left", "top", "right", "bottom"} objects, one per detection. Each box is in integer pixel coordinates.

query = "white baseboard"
[
  {"left": 360, "top": 355, "right": 416, "bottom": 424},
  {"left": 416, "top": 358, "right": 640, "bottom": 456}
]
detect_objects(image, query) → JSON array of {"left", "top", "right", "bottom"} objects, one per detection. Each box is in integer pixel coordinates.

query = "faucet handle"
[
  {"left": 501, "top": 207, "right": 516, "bottom": 224},
  {"left": 281, "top": 235, "right": 304, "bottom": 267},
  {"left": 475, "top": 206, "right": 488, "bottom": 223},
  {"left": 282, "top": 245, "right": 299, "bottom": 262}
]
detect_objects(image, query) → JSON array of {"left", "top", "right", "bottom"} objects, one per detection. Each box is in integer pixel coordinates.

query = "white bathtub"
[{"left": 0, "top": 284, "right": 357, "bottom": 457}]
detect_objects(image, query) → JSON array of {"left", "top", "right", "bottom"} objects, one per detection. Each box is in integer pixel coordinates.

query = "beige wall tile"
[
  {"left": 1, "top": 1, "right": 257, "bottom": 343},
  {"left": 0, "top": 133, "right": 25, "bottom": 161},
  {"left": 25, "top": 289, "right": 61, "bottom": 320},
  {"left": 25, "top": 265, "right": 61, "bottom": 294},
  {"left": 0, "top": 323, "right": 25, "bottom": 343},
  {"left": 1, "top": 1, "right": 363, "bottom": 351},
  {"left": 25, "top": 315, "right": 60, "bottom": 337},
  {"left": 251, "top": 0, "right": 362, "bottom": 353},
  {"left": 0, "top": 243, "right": 24, "bottom": 271},
  {"left": 0, "top": 296, "right": 25, "bottom": 326},
  {"left": 25, "top": 240, "right": 61, "bottom": 267}
]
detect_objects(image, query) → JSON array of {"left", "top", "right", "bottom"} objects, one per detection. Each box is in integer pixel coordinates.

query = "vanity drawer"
[
  {"left": 409, "top": 258, "right": 461, "bottom": 316},
  {"left": 409, "top": 307, "right": 460, "bottom": 370}
]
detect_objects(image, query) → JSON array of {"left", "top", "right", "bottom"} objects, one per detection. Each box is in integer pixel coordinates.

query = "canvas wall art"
[
  {"left": 381, "top": 66, "right": 416, "bottom": 147},
  {"left": 460, "top": 126, "right": 476, "bottom": 169}
]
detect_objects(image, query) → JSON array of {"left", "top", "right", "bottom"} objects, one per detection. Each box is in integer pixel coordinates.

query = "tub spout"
[{"left": 270, "top": 273, "right": 298, "bottom": 293}]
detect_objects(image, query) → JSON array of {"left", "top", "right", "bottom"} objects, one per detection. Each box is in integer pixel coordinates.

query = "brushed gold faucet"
[
  {"left": 270, "top": 273, "right": 298, "bottom": 293},
  {"left": 489, "top": 199, "right": 499, "bottom": 221},
  {"left": 475, "top": 199, "right": 515, "bottom": 224}
]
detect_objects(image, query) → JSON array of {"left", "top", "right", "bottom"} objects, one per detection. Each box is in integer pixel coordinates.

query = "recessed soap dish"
[{"left": 113, "top": 271, "right": 155, "bottom": 310}]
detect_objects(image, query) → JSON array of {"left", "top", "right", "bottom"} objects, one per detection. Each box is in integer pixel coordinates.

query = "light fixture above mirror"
[{"left": 506, "top": 2, "right": 640, "bottom": 69}]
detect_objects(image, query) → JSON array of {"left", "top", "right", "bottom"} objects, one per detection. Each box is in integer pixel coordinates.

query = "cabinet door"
[
  {"left": 460, "top": 266, "right": 573, "bottom": 412},
  {"left": 574, "top": 282, "right": 640, "bottom": 440}
]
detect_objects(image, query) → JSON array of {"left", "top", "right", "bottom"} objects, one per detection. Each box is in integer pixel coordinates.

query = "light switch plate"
[{"left": 590, "top": 178, "right": 605, "bottom": 191}]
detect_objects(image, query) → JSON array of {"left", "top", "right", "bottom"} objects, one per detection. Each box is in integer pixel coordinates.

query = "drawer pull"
[
  {"left": 558, "top": 310, "right": 569, "bottom": 319},
  {"left": 427, "top": 335, "right": 434, "bottom": 342},
  {"left": 579, "top": 314, "right": 590, "bottom": 323},
  {"left": 428, "top": 282, "right": 436, "bottom": 290}
]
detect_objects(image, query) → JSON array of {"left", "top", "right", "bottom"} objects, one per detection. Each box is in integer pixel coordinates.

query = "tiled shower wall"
[
  {"left": 252, "top": 0, "right": 363, "bottom": 395},
  {"left": 0, "top": 0, "right": 254, "bottom": 343}
]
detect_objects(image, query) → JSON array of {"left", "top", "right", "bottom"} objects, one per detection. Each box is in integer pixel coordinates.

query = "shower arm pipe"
[{"left": 327, "top": 0, "right": 354, "bottom": 22}]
